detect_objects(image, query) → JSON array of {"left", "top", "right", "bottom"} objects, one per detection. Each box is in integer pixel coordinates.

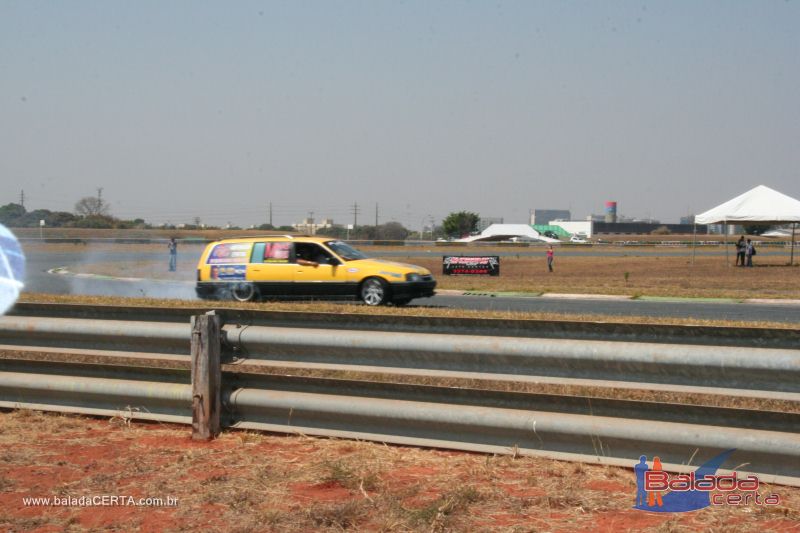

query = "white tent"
[
  {"left": 694, "top": 185, "right": 800, "bottom": 264},
  {"left": 456, "top": 224, "right": 560, "bottom": 243},
  {"left": 695, "top": 185, "right": 800, "bottom": 225}
]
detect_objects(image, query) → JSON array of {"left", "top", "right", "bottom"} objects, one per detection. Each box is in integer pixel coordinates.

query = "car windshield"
[{"left": 325, "top": 241, "right": 369, "bottom": 261}]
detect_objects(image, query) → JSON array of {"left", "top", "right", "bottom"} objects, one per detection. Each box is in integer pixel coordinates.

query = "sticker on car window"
[
  {"left": 207, "top": 243, "right": 252, "bottom": 264},
  {"left": 264, "top": 242, "right": 290, "bottom": 262}
]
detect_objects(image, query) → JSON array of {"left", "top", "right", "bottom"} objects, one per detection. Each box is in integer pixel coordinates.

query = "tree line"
[
  {"left": 0, "top": 196, "right": 482, "bottom": 239},
  {"left": 0, "top": 196, "right": 147, "bottom": 229}
]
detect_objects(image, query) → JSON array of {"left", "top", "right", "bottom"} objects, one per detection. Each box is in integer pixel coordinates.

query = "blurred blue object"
[{"left": 0, "top": 224, "right": 25, "bottom": 315}]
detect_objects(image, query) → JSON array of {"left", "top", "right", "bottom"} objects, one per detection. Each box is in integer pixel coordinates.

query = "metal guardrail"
[
  {"left": 0, "top": 312, "right": 798, "bottom": 485},
  {"left": 9, "top": 302, "right": 800, "bottom": 349},
  {"left": 1, "top": 316, "right": 799, "bottom": 394}
]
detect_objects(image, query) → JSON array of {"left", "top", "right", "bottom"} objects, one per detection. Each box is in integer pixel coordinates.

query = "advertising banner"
[{"left": 442, "top": 256, "right": 500, "bottom": 276}]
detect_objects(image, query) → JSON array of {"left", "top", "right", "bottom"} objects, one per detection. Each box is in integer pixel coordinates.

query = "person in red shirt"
[{"left": 546, "top": 245, "right": 554, "bottom": 272}]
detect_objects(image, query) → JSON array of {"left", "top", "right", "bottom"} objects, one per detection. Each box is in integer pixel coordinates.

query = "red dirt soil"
[{"left": 0, "top": 410, "right": 798, "bottom": 532}]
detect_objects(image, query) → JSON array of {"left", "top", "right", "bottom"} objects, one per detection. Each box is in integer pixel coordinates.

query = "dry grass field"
[
  {"left": 1, "top": 410, "right": 798, "bottom": 533},
  {"left": 405, "top": 254, "right": 800, "bottom": 299}
]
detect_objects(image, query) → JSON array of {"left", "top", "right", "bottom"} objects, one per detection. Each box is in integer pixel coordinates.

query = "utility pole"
[
  {"left": 351, "top": 202, "right": 360, "bottom": 231},
  {"left": 19, "top": 190, "right": 25, "bottom": 209},
  {"left": 374, "top": 203, "right": 379, "bottom": 239},
  {"left": 269, "top": 202, "right": 273, "bottom": 227},
  {"left": 97, "top": 187, "right": 103, "bottom": 202}
]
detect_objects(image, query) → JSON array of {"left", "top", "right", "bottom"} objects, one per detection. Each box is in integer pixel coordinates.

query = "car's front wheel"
[
  {"left": 231, "top": 282, "right": 257, "bottom": 302},
  {"left": 360, "top": 277, "right": 389, "bottom": 306}
]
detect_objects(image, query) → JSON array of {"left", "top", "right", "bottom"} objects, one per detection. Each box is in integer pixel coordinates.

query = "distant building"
[
  {"left": 680, "top": 215, "right": 695, "bottom": 225},
  {"left": 618, "top": 215, "right": 660, "bottom": 224},
  {"left": 549, "top": 220, "right": 593, "bottom": 238},
  {"left": 533, "top": 209, "right": 570, "bottom": 225},
  {"left": 292, "top": 218, "right": 335, "bottom": 235},
  {"left": 604, "top": 201, "right": 617, "bottom": 223},
  {"left": 707, "top": 224, "right": 743, "bottom": 235},
  {"left": 593, "top": 222, "right": 705, "bottom": 235},
  {"left": 477, "top": 217, "right": 504, "bottom": 232}
]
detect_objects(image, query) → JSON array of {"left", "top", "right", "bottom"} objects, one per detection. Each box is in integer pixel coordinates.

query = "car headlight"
[{"left": 405, "top": 273, "right": 422, "bottom": 282}]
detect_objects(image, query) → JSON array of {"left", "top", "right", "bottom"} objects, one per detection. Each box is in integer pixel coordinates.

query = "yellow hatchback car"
[{"left": 196, "top": 236, "right": 436, "bottom": 305}]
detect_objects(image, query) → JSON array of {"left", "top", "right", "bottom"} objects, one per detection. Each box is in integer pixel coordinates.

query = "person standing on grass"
[
  {"left": 746, "top": 238, "right": 756, "bottom": 267},
  {"left": 736, "top": 236, "right": 746, "bottom": 266},
  {"left": 168, "top": 238, "right": 178, "bottom": 272},
  {"left": 546, "top": 245, "right": 554, "bottom": 272}
]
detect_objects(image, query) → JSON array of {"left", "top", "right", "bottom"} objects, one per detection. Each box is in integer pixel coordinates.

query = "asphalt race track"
[
  {"left": 17, "top": 248, "right": 800, "bottom": 324},
  {"left": 420, "top": 294, "right": 800, "bottom": 323}
]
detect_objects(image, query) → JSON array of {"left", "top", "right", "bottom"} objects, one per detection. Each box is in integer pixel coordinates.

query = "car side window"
[
  {"left": 250, "top": 242, "right": 292, "bottom": 263},
  {"left": 295, "top": 243, "right": 335, "bottom": 265},
  {"left": 250, "top": 243, "right": 265, "bottom": 263}
]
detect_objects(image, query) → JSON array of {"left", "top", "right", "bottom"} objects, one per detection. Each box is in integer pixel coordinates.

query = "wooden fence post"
[{"left": 191, "top": 311, "right": 221, "bottom": 440}]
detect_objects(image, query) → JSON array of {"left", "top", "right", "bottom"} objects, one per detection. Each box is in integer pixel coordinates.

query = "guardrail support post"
[{"left": 191, "top": 311, "right": 221, "bottom": 440}]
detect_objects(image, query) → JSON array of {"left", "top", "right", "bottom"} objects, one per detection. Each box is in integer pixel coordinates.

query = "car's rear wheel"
[
  {"left": 231, "top": 282, "right": 257, "bottom": 302},
  {"left": 360, "top": 277, "right": 389, "bottom": 306}
]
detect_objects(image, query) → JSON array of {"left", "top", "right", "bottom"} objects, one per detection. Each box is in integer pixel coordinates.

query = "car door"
[
  {"left": 248, "top": 241, "right": 294, "bottom": 297},
  {"left": 293, "top": 242, "right": 351, "bottom": 297}
]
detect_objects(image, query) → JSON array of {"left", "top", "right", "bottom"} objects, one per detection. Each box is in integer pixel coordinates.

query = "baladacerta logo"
[{"left": 633, "top": 449, "right": 781, "bottom": 512}]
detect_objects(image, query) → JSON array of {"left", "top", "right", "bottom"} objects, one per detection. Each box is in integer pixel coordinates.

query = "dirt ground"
[
  {"left": 0, "top": 410, "right": 798, "bottom": 533},
  {"left": 387, "top": 253, "right": 799, "bottom": 299}
]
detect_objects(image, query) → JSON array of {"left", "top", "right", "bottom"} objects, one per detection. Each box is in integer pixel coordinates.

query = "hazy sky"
[{"left": 2, "top": 1, "right": 798, "bottom": 228}]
